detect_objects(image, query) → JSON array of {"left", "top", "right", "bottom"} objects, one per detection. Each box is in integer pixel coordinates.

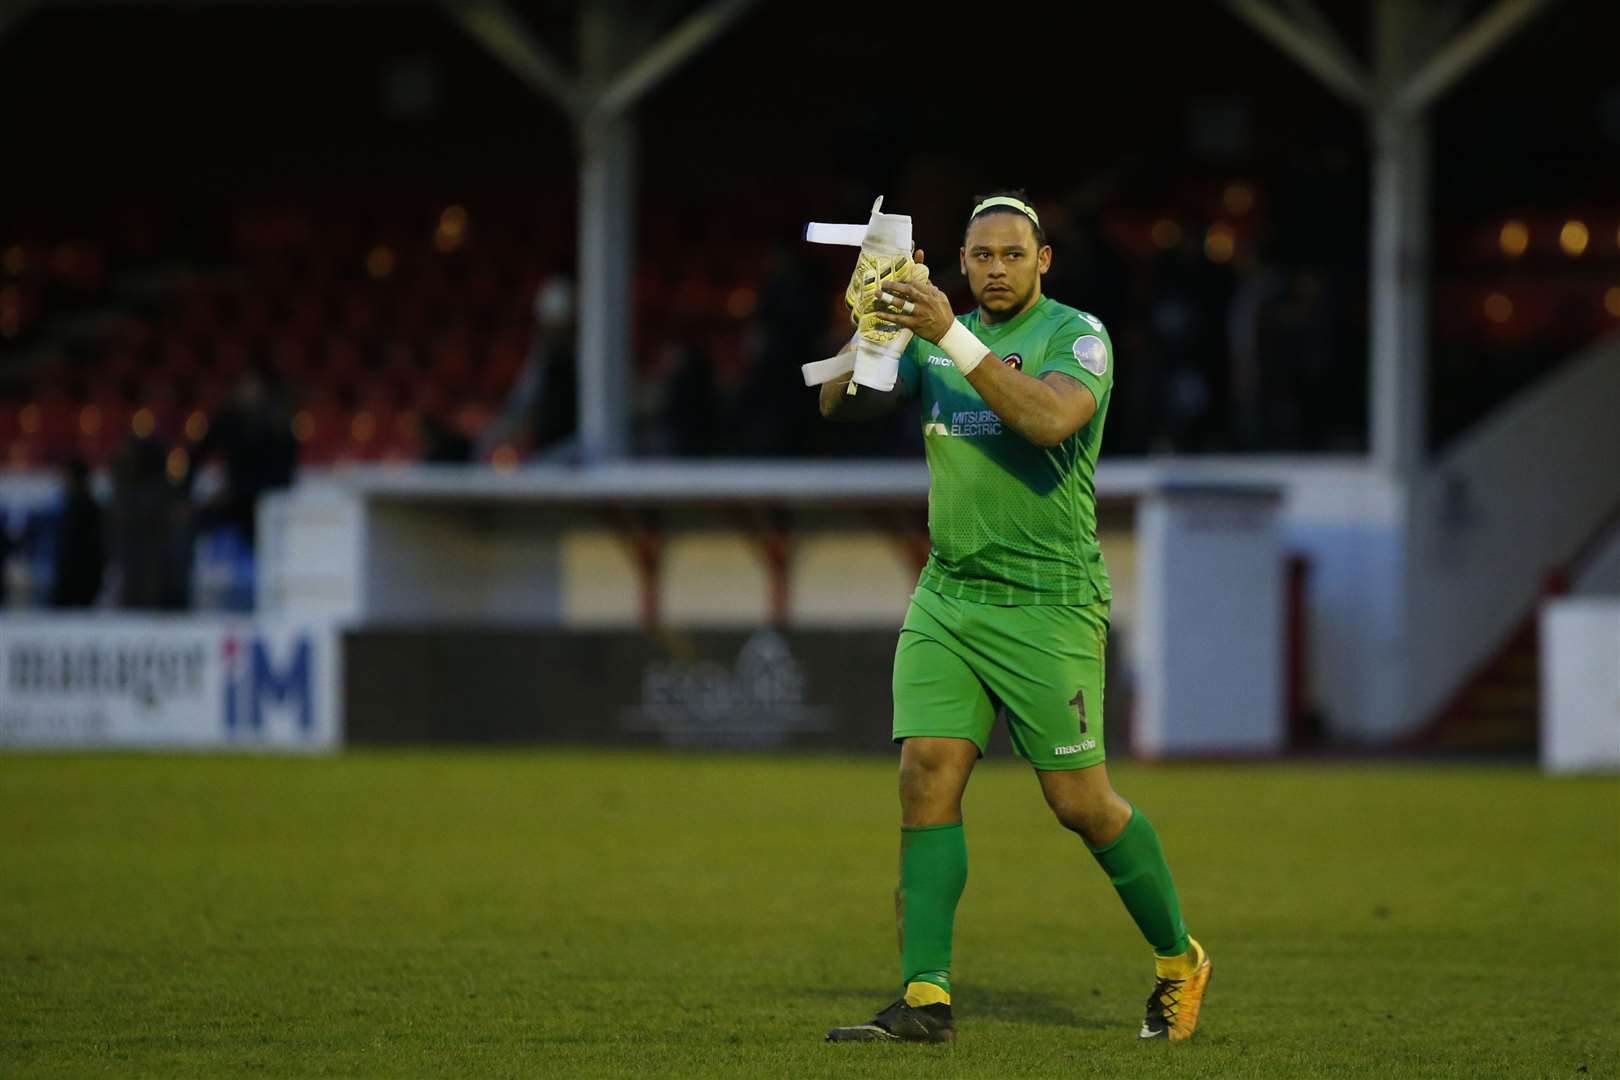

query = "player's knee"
[
  {"left": 907, "top": 757, "right": 952, "bottom": 806},
  {"left": 897, "top": 744, "right": 970, "bottom": 825},
  {"left": 900, "top": 790, "right": 961, "bottom": 828},
  {"left": 902, "top": 742, "right": 952, "bottom": 778},
  {"left": 900, "top": 737, "right": 975, "bottom": 778},
  {"left": 1049, "top": 801, "right": 1100, "bottom": 838},
  {"left": 1045, "top": 790, "right": 1114, "bottom": 842}
]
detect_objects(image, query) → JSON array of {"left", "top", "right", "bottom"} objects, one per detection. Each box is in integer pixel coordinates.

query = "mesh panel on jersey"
[{"left": 912, "top": 297, "right": 1113, "bottom": 607}]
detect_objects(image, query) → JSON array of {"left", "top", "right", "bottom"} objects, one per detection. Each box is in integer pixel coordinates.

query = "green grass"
[{"left": 1, "top": 751, "right": 1616, "bottom": 1079}]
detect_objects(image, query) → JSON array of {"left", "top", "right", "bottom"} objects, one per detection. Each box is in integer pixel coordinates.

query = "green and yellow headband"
[{"left": 970, "top": 196, "right": 1041, "bottom": 230}]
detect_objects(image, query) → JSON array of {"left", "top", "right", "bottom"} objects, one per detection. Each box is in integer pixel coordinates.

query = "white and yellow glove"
[
  {"left": 845, "top": 246, "right": 927, "bottom": 324},
  {"left": 802, "top": 197, "right": 921, "bottom": 393}
]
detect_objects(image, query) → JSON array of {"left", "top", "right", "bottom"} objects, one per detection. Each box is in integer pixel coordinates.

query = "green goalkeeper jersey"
[{"left": 898, "top": 295, "right": 1113, "bottom": 606}]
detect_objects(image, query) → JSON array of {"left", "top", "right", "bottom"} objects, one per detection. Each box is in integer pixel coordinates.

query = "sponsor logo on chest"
[{"left": 923, "top": 401, "right": 1002, "bottom": 438}]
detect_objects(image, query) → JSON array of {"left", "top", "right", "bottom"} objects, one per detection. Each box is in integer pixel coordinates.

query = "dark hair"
[{"left": 965, "top": 188, "right": 1047, "bottom": 248}]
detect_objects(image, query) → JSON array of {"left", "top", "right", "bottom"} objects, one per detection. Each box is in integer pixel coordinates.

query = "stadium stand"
[
  {"left": 4, "top": 193, "right": 1616, "bottom": 470},
  {"left": 3, "top": 2, "right": 1616, "bottom": 475},
  {"left": 0, "top": 1, "right": 1615, "bottom": 757}
]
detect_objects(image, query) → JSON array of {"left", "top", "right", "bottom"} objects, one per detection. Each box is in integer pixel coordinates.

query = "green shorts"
[{"left": 892, "top": 586, "right": 1109, "bottom": 771}]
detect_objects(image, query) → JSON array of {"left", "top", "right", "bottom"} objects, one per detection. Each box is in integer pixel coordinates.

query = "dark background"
[{"left": 1, "top": 0, "right": 1614, "bottom": 463}]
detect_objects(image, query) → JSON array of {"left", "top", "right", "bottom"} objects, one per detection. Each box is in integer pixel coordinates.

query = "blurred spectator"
[
  {"left": 731, "top": 249, "right": 824, "bottom": 456},
  {"left": 642, "top": 340, "right": 716, "bottom": 457},
  {"left": 0, "top": 515, "right": 12, "bottom": 608},
  {"left": 1044, "top": 210, "right": 1138, "bottom": 449},
  {"left": 1043, "top": 211, "right": 1128, "bottom": 333},
  {"left": 1226, "top": 244, "right": 1288, "bottom": 451},
  {"left": 482, "top": 276, "right": 577, "bottom": 461},
  {"left": 108, "top": 436, "right": 189, "bottom": 610},
  {"left": 48, "top": 458, "right": 105, "bottom": 608},
  {"left": 1149, "top": 228, "right": 1234, "bottom": 452},
  {"left": 1270, "top": 270, "right": 1336, "bottom": 450},
  {"left": 189, "top": 366, "right": 298, "bottom": 547},
  {"left": 1108, "top": 324, "right": 1160, "bottom": 456},
  {"left": 419, "top": 414, "right": 473, "bottom": 463}
]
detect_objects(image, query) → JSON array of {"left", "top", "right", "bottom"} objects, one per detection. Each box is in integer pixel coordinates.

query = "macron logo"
[{"left": 1053, "top": 739, "right": 1097, "bottom": 756}]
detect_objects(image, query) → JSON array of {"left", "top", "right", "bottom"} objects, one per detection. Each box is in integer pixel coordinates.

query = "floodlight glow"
[
  {"left": 1498, "top": 221, "right": 1528, "bottom": 257},
  {"left": 1559, "top": 220, "right": 1588, "bottom": 256}
]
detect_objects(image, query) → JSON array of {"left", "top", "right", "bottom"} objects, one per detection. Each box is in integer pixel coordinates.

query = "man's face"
[{"left": 959, "top": 213, "right": 1051, "bottom": 322}]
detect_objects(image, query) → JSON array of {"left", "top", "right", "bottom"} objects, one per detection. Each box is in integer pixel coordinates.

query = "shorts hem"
[
  {"left": 891, "top": 730, "right": 988, "bottom": 754},
  {"left": 1027, "top": 752, "right": 1108, "bottom": 772}
]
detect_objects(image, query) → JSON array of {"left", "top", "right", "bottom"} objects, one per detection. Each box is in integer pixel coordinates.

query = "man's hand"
[{"left": 870, "top": 252, "right": 957, "bottom": 344}]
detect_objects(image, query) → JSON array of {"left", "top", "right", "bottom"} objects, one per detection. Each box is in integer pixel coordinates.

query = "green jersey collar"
[{"left": 972, "top": 294, "right": 1049, "bottom": 337}]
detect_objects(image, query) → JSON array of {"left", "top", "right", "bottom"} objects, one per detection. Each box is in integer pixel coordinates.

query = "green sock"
[
  {"left": 1087, "top": 809, "right": 1190, "bottom": 957},
  {"left": 896, "top": 822, "right": 966, "bottom": 992}
]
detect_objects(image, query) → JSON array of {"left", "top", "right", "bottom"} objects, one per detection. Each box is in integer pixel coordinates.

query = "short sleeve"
[{"left": 1036, "top": 311, "right": 1112, "bottom": 407}]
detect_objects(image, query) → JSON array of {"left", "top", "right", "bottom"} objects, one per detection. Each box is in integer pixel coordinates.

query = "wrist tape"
[{"left": 939, "top": 322, "right": 989, "bottom": 376}]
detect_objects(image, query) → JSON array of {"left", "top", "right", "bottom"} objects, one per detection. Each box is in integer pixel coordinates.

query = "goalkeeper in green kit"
[{"left": 821, "top": 192, "right": 1211, "bottom": 1045}]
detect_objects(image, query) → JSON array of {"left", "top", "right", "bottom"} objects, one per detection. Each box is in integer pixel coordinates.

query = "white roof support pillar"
[
  {"left": 1227, "top": 0, "right": 1556, "bottom": 479},
  {"left": 1398, "top": 0, "right": 1558, "bottom": 112},
  {"left": 573, "top": 0, "right": 644, "bottom": 464},
  {"left": 1368, "top": 0, "right": 1456, "bottom": 478},
  {"left": 449, "top": 3, "right": 583, "bottom": 117},
  {"left": 1224, "top": 0, "right": 1372, "bottom": 107},
  {"left": 449, "top": 0, "right": 759, "bottom": 464},
  {"left": 1367, "top": 92, "right": 1431, "bottom": 478},
  {"left": 574, "top": 119, "right": 635, "bottom": 459},
  {"left": 588, "top": 0, "right": 759, "bottom": 125}
]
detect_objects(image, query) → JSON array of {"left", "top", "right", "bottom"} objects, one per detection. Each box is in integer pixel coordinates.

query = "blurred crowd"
[
  {"left": 511, "top": 211, "right": 1366, "bottom": 462},
  {"left": 5, "top": 181, "right": 1612, "bottom": 610},
  {"left": 1, "top": 368, "right": 295, "bottom": 611},
  {"left": 2, "top": 0, "right": 1613, "bottom": 610}
]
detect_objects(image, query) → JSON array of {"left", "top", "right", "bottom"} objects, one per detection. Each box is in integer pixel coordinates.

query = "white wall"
[
  {"left": 1108, "top": 458, "right": 1410, "bottom": 741},
  {"left": 1407, "top": 337, "right": 1620, "bottom": 724},
  {"left": 1135, "top": 486, "right": 1286, "bottom": 754},
  {"left": 157, "top": 457, "right": 1425, "bottom": 741},
  {"left": 1540, "top": 597, "right": 1620, "bottom": 774},
  {"left": 1273, "top": 466, "right": 1410, "bottom": 741},
  {"left": 28, "top": 356, "right": 1616, "bottom": 748}
]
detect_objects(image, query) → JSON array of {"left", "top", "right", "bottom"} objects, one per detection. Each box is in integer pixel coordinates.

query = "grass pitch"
[{"left": 2, "top": 750, "right": 1616, "bottom": 1079}]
